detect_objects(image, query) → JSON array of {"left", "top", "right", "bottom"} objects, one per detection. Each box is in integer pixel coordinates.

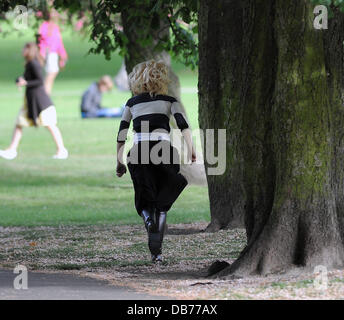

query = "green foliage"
[
  {"left": 310, "top": 0, "right": 344, "bottom": 13},
  {"left": 85, "top": 0, "right": 198, "bottom": 68},
  {"left": 1, "top": 0, "right": 198, "bottom": 68}
]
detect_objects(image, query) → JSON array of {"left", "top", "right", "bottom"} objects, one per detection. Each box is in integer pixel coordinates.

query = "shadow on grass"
[
  {"left": 133, "top": 266, "right": 208, "bottom": 280},
  {"left": 166, "top": 227, "right": 205, "bottom": 235}
]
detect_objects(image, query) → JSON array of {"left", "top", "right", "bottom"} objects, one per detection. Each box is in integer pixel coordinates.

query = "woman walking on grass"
[
  {"left": 38, "top": 9, "right": 68, "bottom": 95},
  {"left": 116, "top": 60, "right": 196, "bottom": 263},
  {"left": 0, "top": 42, "right": 68, "bottom": 160}
]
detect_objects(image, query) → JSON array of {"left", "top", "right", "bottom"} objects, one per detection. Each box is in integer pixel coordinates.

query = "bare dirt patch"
[{"left": 0, "top": 223, "right": 343, "bottom": 299}]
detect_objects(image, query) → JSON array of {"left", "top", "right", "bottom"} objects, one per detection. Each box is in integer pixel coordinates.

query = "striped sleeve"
[
  {"left": 117, "top": 105, "right": 132, "bottom": 142},
  {"left": 171, "top": 101, "right": 189, "bottom": 131}
]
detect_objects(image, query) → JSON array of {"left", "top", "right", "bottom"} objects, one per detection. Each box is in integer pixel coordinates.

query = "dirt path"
[{"left": 1, "top": 223, "right": 343, "bottom": 299}]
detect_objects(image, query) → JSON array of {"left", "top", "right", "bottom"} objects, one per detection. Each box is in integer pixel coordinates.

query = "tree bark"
[
  {"left": 199, "top": 0, "right": 344, "bottom": 275},
  {"left": 198, "top": 1, "right": 247, "bottom": 231},
  {"left": 121, "top": 9, "right": 176, "bottom": 93}
]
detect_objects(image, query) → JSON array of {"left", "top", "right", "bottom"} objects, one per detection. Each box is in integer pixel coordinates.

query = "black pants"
[{"left": 127, "top": 141, "right": 188, "bottom": 215}]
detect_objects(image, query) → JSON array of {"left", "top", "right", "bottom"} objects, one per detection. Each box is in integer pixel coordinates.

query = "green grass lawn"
[{"left": 0, "top": 27, "right": 210, "bottom": 227}]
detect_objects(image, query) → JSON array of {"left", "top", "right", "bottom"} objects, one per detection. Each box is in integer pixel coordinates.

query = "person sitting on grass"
[
  {"left": 80, "top": 75, "right": 124, "bottom": 118},
  {"left": 0, "top": 42, "right": 68, "bottom": 160}
]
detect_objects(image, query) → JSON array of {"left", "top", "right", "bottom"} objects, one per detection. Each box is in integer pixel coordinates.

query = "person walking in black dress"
[
  {"left": 0, "top": 42, "right": 68, "bottom": 160},
  {"left": 116, "top": 60, "right": 196, "bottom": 263}
]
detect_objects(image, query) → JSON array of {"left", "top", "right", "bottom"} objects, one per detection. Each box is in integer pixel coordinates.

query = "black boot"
[
  {"left": 151, "top": 211, "right": 167, "bottom": 263},
  {"left": 141, "top": 209, "right": 155, "bottom": 233},
  {"left": 158, "top": 212, "right": 167, "bottom": 242}
]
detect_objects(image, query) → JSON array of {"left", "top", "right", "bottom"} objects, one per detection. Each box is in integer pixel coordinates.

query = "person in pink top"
[{"left": 38, "top": 9, "right": 68, "bottom": 95}]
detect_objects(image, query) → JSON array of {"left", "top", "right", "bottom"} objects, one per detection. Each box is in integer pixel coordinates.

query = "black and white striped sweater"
[{"left": 117, "top": 93, "right": 189, "bottom": 143}]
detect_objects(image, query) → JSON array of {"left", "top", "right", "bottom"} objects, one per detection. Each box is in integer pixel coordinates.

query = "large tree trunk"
[
  {"left": 121, "top": 8, "right": 207, "bottom": 187},
  {"left": 199, "top": 0, "right": 344, "bottom": 275},
  {"left": 198, "top": 1, "right": 246, "bottom": 231}
]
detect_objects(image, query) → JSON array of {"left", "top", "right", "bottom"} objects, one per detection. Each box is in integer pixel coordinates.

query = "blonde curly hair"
[{"left": 128, "top": 60, "right": 169, "bottom": 97}]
